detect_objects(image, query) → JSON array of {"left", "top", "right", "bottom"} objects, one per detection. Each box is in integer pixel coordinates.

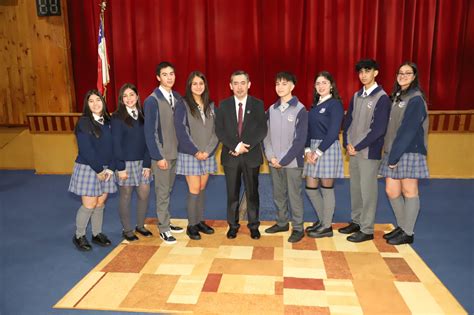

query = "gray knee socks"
[
  {"left": 187, "top": 192, "right": 200, "bottom": 226},
  {"left": 91, "top": 205, "right": 105, "bottom": 236},
  {"left": 389, "top": 195, "right": 405, "bottom": 230},
  {"left": 305, "top": 187, "right": 324, "bottom": 223},
  {"left": 197, "top": 190, "right": 205, "bottom": 222},
  {"left": 403, "top": 196, "right": 420, "bottom": 236},
  {"left": 75, "top": 205, "right": 94, "bottom": 238},
  {"left": 321, "top": 186, "right": 335, "bottom": 228}
]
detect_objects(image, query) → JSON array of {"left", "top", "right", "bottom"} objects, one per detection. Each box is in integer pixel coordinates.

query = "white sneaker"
[
  {"left": 159, "top": 231, "right": 177, "bottom": 244},
  {"left": 170, "top": 224, "right": 184, "bottom": 233}
]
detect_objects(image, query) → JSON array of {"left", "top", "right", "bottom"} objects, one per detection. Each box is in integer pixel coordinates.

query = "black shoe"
[
  {"left": 226, "top": 227, "right": 239, "bottom": 239},
  {"left": 387, "top": 230, "right": 414, "bottom": 245},
  {"left": 305, "top": 221, "right": 321, "bottom": 233},
  {"left": 135, "top": 226, "right": 153, "bottom": 237},
  {"left": 250, "top": 228, "right": 261, "bottom": 240},
  {"left": 186, "top": 225, "right": 201, "bottom": 240},
  {"left": 347, "top": 231, "right": 374, "bottom": 243},
  {"left": 73, "top": 235, "right": 92, "bottom": 251},
  {"left": 159, "top": 231, "right": 177, "bottom": 244},
  {"left": 265, "top": 223, "right": 289, "bottom": 234},
  {"left": 288, "top": 230, "right": 304, "bottom": 243},
  {"left": 92, "top": 233, "right": 112, "bottom": 247},
  {"left": 338, "top": 222, "right": 360, "bottom": 234},
  {"left": 122, "top": 231, "right": 139, "bottom": 241},
  {"left": 307, "top": 226, "right": 333, "bottom": 238},
  {"left": 383, "top": 227, "right": 402, "bottom": 240},
  {"left": 197, "top": 221, "right": 215, "bottom": 234},
  {"left": 170, "top": 224, "right": 184, "bottom": 233}
]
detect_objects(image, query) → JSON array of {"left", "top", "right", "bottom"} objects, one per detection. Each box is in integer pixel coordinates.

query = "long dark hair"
[
  {"left": 113, "top": 83, "right": 144, "bottom": 127},
  {"left": 390, "top": 61, "right": 425, "bottom": 102},
  {"left": 313, "top": 71, "right": 342, "bottom": 104},
  {"left": 76, "top": 89, "right": 110, "bottom": 138},
  {"left": 184, "top": 71, "right": 212, "bottom": 118}
]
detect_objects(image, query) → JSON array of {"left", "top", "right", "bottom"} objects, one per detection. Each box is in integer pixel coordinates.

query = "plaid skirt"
[
  {"left": 379, "top": 152, "right": 429, "bottom": 179},
  {"left": 176, "top": 152, "right": 217, "bottom": 176},
  {"left": 303, "top": 139, "right": 344, "bottom": 179},
  {"left": 68, "top": 163, "right": 117, "bottom": 196},
  {"left": 116, "top": 160, "right": 152, "bottom": 186}
]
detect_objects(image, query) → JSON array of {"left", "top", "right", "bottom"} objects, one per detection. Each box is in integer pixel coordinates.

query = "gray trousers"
[
  {"left": 349, "top": 155, "right": 381, "bottom": 234},
  {"left": 151, "top": 159, "right": 176, "bottom": 233},
  {"left": 270, "top": 167, "right": 304, "bottom": 231}
]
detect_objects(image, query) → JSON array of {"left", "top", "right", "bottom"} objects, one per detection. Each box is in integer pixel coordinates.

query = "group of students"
[{"left": 68, "top": 58, "right": 429, "bottom": 252}]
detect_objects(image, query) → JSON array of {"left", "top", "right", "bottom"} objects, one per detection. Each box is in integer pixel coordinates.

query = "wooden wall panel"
[{"left": 0, "top": 0, "right": 75, "bottom": 125}]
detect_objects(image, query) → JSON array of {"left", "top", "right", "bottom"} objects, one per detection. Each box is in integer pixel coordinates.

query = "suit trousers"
[
  {"left": 151, "top": 159, "right": 177, "bottom": 233},
  {"left": 224, "top": 161, "right": 260, "bottom": 229},
  {"left": 269, "top": 167, "right": 304, "bottom": 231},
  {"left": 349, "top": 154, "right": 381, "bottom": 234}
]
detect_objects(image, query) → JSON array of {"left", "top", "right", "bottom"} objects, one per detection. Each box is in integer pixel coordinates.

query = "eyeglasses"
[{"left": 397, "top": 72, "right": 414, "bottom": 77}]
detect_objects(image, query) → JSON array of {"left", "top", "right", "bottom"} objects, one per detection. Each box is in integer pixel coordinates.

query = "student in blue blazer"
[
  {"left": 174, "top": 71, "right": 218, "bottom": 240},
  {"left": 304, "top": 71, "right": 345, "bottom": 239},
  {"left": 379, "top": 62, "right": 429, "bottom": 245},
  {"left": 111, "top": 83, "right": 152, "bottom": 242},
  {"left": 68, "top": 90, "right": 116, "bottom": 251}
]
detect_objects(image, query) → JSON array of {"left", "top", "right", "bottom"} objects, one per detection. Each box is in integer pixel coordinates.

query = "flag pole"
[{"left": 97, "top": 0, "right": 109, "bottom": 100}]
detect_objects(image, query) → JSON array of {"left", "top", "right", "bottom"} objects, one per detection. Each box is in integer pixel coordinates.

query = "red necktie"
[{"left": 237, "top": 103, "right": 243, "bottom": 137}]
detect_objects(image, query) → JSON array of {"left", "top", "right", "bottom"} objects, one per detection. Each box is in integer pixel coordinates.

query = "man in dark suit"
[{"left": 215, "top": 70, "right": 267, "bottom": 240}]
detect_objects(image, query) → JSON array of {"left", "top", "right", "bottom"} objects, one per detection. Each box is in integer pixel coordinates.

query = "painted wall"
[{"left": 1, "top": 129, "right": 472, "bottom": 178}]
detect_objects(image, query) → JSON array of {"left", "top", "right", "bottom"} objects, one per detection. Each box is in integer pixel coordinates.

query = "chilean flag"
[{"left": 97, "top": 14, "right": 109, "bottom": 96}]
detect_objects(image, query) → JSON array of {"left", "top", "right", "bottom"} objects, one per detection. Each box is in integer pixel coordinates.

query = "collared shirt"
[
  {"left": 317, "top": 94, "right": 332, "bottom": 105},
  {"left": 126, "top": 106, "right": 138, "bottom": 120},
  {"left": 92, "top": 113, "right": 104, "bottom": 124},
  {"left": 234, "top": 95, "right": 248, "bottom": 123},
  {"left": 362, "top": 82, "right": 379, "bottom": 97},
  {"left": 159, "top": 85, "right": 174, "bottom": 106},
  {"left": 233, "top": 95, "right": 248, "bottom": 152}
]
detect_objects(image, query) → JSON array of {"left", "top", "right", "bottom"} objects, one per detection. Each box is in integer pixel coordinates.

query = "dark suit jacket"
[{"left": 215, "top": 95, "right": 267, "bottom": 168}]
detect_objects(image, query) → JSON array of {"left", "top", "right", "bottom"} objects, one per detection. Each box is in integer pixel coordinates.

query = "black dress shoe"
[
  {"left": 383, "top": 226, "right": 402, "bottom": 240},
  {"left": 122, "top": 231, "right": 139, "bottom": 241},
  {"left": 288, "top": 230, "right": 304, "bottom": 243},
  {"left": 265, "top": 223, "right": 289, "bottom": 234},
  {"left": 305, "top": 221, "right": 321, "bottom": 233},
  {"left": 226, "top": 227, "right": 239, "bottom": 239},
  {"left": 347, "top": 231, "right": 374, "bottom": 243},
  {"left": 197, "top": 221, "right": 215, "bottom": 234},
  {"left": 387, "top": 230, "right": 414, "bottom": 245},
  {"left": 250, "top": 228, "right": 261, "bottom": 240},
  {"left": 92, "top": 233, "right": 112, "bottom": 247},
  {"left": 338, "top": 222, "right": 360, "bottom": 234},
  {"left": 73, "top": 235, "right": 92, "bottom": 251},
  {"left": 186, "top": 225, "right": 201, "bottom": 240},
  {"left": 307, "top": 226, "right": 333, "bottom": 238},
  {"left": 170, "top": 224, "right": 184, "bottom": 233},
  {"left": 135, "top": 226, "right": 153, "bottom": 237}
]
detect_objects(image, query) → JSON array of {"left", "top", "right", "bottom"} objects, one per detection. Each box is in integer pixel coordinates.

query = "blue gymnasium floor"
[{"left": 0, "top": 170, "right": 472, "bottom": 315}]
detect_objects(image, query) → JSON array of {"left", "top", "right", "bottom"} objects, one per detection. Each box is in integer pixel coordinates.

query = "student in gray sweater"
[
  {"left": 340, "top": 59, "right": 391, "bottom": 243},
  {"left": 174, "top": 71, "right": 219, "bottom": 240},
  {"left": 263, "top": 72, "right": 308, "bottom": 243},
  {"left": 379, "top": 62, "right": 429, "bottom": 245},
  {"left": 144, "top": 61, "right": 185, "bottom": 245}
]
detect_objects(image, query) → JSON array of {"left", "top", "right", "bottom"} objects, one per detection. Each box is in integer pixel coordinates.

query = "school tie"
[
  {"left": 97, "top": 117, "right": 104, "bottom": 124},
  {"left": 362, "top": 91, "right": 367, "bottom": 98},
  {"left": 237, "top": 103, "right": 243, "bottom": 137},
  {"left": 131, "top": 110, "right": 137, "bottom": 119},
  {"left": 169, "top": 94, "right": 174, "bottom": 111}
]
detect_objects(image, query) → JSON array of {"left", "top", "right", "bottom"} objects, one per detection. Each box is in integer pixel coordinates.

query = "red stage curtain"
[{"left": 67, "top": 0, "right": 474, "bottom": 112}]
